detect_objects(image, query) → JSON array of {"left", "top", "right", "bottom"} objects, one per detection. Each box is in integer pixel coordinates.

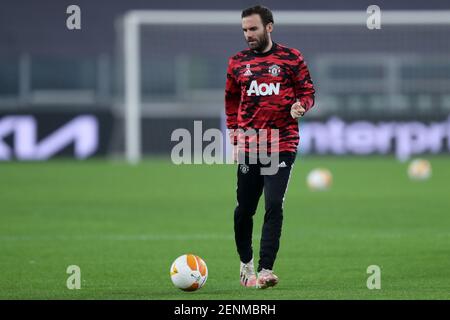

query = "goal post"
[{"left": 121, "top": 10, "right": 450, "bottom": 164}]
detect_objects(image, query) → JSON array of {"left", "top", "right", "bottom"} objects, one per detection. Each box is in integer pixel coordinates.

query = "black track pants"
[{"left": 233, "top": 152, "right": 296, "bottom": 272}]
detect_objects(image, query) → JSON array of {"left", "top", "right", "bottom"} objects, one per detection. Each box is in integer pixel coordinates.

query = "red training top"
[{"left": 225, "top": 42, "right": 315, "bottom": 153}]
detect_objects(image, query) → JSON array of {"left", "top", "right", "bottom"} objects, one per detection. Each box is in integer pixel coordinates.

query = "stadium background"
[{"left": 1, "top": 0, "right": 449, "bottom": 299}]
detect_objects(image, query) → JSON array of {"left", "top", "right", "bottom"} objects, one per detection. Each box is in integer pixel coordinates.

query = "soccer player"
[{"left": 225, "top": 5, "right": 315, "bottom": 289}]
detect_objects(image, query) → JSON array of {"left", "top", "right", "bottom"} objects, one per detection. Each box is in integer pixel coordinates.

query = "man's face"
[{"left": 242, "top": 14, "right": 272, "bottom": 52}]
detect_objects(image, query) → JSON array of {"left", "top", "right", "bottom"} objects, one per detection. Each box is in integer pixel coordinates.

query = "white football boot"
[
  {"left": 240, "top": 259, "right": 257, "bottom": 287},
  {"left": 256, "top": 268, "right": 279, "bottom": 289}
]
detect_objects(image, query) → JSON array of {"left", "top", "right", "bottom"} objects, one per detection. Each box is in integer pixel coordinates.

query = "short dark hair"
[{"left": 241, "top": 5, "right": 274, "bottom": 26}]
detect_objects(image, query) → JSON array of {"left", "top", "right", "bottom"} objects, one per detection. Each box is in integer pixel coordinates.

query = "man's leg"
[
  {"left": 258, "top": 152, "right": 296, "bottom": 272},
  {"left": 234, "top": 162, "right": 264, "bottom": 264}
]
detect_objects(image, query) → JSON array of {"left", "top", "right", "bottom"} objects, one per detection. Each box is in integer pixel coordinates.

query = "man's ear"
[{"left": 266, "top": 22, "right": 273, "bottom": 33}]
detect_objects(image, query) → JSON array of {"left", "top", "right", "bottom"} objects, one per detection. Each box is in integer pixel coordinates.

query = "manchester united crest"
[
  {"left": 240, "top": 164, "right": 249, "bottom": 174},
  {"left": 268, "top": 64, "right": 281, "bottom": 77}
]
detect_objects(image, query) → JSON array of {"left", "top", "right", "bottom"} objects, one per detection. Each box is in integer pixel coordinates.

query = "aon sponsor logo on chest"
[{"left": 247, "top": 80, "right": 280, "bottom": 96}]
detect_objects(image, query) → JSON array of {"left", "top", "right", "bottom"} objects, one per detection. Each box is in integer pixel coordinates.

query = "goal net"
[{"left": 118, "top": 10, "right": 450, "bottom": 163}]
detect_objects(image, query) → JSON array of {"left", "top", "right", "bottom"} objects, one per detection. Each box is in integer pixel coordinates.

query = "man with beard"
[{"left": 225, "top": 5, "right": 316, "bottom": 289}]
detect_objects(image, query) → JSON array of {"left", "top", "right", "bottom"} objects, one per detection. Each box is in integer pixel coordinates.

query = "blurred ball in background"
[
  {"left": 307, "top": 168, "right": 333, "bottom": 191},
  {"left": 408, "top": 159, "right": 432, "bottom": 181}
]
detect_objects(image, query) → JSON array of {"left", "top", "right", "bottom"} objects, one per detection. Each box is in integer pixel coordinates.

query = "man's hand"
[{"left": 290, "top": 101, "right": 306, "bottom": 119}]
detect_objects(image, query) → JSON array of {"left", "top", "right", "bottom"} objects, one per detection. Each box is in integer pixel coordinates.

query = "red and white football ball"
[{"left": 170, "top": 254, "right": 208, "bottom": 291}]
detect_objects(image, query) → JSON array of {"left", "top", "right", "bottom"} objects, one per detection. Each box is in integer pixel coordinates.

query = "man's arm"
[
  {"left": 291, "top": 52, "right": 315, "bottom": 118},
  {"left": 225, "top": 58, "right": 241, "bottom": 144}
]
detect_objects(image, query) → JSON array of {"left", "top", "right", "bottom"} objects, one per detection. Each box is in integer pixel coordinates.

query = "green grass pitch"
[{"left": 0, "top": 156, "right": 449, "bottom": 299}]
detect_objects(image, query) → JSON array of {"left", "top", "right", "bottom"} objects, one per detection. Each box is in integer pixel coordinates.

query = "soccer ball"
[
  {"left": 407, "top": 158, "right": 431, "bottom": 181},
  {"left": 170, "top": 254, "right": 208, "bottom": 291},
  {"left": 307, "top": 168, "right": 332, "bottom": 191}
]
